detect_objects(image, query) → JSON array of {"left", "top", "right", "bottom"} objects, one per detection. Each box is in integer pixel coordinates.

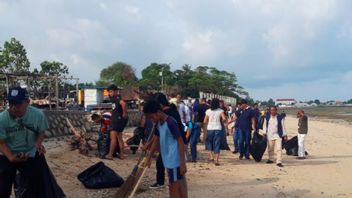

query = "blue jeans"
[
  {"left": 233, "top": 127, "right": 240, "bottom": 151},
  {"left": 206, "top": 130, "right": 222, "bottom": 154},
  {"left": 238, "top": 129, "right": 251, "bottom": 158},
  {"left": 189, "top": 125, "right": 200, "bottom": 161}
]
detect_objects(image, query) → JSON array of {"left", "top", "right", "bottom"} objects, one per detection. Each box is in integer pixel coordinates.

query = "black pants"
[
  {"left": 156, "top": 154, "right": 165, "bottom": 185},
  {"left": 0, "top": 152, "right": 62, "bottom": 198}
]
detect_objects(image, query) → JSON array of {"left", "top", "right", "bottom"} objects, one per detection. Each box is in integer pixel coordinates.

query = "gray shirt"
[{"left": 298, "top": 115, "right": 308, "bottom": 134}]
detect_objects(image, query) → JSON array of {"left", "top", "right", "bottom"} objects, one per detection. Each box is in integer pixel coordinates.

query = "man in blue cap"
[{"left": 0, "top": 87, "right": 50, "bottom": 197}]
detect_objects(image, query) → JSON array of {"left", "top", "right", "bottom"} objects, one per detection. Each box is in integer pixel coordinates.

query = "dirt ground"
[{"left": 40, "top": 116, "right": 352, "bottom": 198}]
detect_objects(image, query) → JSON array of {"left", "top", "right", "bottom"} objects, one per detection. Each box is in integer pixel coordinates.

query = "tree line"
[
  {"left": 96, "top": 62, "right": 248, "bottom": 99},
  {"left": 0, "top": 37, "right": 247, "bottom": 100}
]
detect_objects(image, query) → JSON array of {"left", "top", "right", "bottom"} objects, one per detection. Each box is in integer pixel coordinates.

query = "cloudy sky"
[{"left": 1, "top": 0, "right": 351, "bottom": 101}]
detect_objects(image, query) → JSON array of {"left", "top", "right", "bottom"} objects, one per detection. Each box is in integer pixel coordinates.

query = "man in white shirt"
[
  {"left": 264, "top": 106, "right": 288, "bottom": 167},
  {"left": 176, "top": 94, "right": 187, "bottom": 123},
  {"left": 184, "top": 104, "right": 191, "bottom": 123}
]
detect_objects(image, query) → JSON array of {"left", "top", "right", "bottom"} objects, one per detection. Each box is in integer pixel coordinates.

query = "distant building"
[
  {"left": 275, "top": 98, "right": 296, "bottom": 106},
  {"left": 295, "top": 103, "right": 310, "bottom": 108}
]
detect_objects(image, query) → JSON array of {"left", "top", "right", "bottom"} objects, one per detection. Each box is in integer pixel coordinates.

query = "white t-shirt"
[
  {"left": 265, "top": 115, "right": 286, "bottom": 140},
  {"left": 177, "top": 102, "right": 186, "bottom": 123},
  {"left": 185, "top": 105, "right": 191, "bottom": 123},
  {"left": 206, "top": 108, "right": 224, "bottom": 130}
]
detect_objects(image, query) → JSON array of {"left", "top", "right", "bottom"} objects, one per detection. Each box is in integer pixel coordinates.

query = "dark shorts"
[
  {"left": 111, "top": 118, "right": 128, "bottom": 133},
  {"left": 167, "top": 167, "right": 183, "bottom": 183}
]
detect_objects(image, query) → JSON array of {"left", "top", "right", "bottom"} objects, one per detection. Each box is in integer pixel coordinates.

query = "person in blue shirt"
[
  {"left": 185, "top": 121, "right": 199, "bottom": 162},
  {"left": 143, "top": 100, "right": 188, "bottom": 198},
  {"left": 228, "top": 102, "right": 242, "bottom": 154},
  {"left": 0, "top": 87, "right": 53, "bottom": 197},
  {"left": 253, "top": 103, "right": 261, "bottom": 129},
  {"left": 233, "top": 99, "right": 257, "bottom": 160}
]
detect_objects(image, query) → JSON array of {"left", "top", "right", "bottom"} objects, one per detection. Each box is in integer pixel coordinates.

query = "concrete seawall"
[{"left": 43, "top": 110, "right": 140, "bottom": 138}]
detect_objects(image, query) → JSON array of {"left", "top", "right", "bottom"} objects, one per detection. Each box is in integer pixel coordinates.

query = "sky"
[{"left": 1, "top": 0, "right": 352, "bottom": 101}]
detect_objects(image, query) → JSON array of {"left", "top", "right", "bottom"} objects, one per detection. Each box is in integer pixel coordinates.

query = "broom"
[{"left": 114, "top": 126, "right": 155, "bottom": 198}]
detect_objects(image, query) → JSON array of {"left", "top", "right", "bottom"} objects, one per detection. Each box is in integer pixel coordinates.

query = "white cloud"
[
  {"left": 249, "top": 71, "right": 352, "bottom": 101},
  {"left": 126, "top": 6, "right": 140, "bottom": 15},
  {"left": 0, "top": 0, "right": 351, "bottom": 100},
  {"left": 99, "top": 3, "right": 108, "bottom": 10}
]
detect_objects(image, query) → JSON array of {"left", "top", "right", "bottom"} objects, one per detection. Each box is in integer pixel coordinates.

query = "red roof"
[{"left": 276, "top": 99, "right": 295, "bottom": 101}]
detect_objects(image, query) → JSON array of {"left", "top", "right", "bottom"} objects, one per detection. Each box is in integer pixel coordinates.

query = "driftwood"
[{"left": 66, "top": 118, "right": 97, "bottom": 155}]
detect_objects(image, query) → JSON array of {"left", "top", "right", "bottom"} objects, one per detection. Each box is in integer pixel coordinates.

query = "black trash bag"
[
  {"left": 258, "top": 116, "right": 265, "bottom": 130},
  {"left": 127, "top": 127, "right": 144, "bottom": 154},
  {"left": 97, "top": 133, "right": 110, "bottom": 158},
  {"left": 283, "top": 136, "right": 308, "bottom": 156},
  {"left": 220, "top": 130, "right": 230, "bottom": 150},
  {"left": 283, "top": 136, "right": 298, "bottom": 156},
  {"left": 77, "top": 161, "right": 124, "bottom": 189},
  {"left": 14, "top": 154, "right": 66, "bottom": 198},
  {"left": 220, "top": 124, "right": 230, "bottom": 151},
  {"left": 250, "top": 132, "right": 267, "bottom": 162}
]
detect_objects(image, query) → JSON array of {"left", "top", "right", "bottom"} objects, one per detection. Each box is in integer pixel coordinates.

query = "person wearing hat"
[
  {"left": 0, "top": 87, "right": 50, "bottom": 197},
  {"left": 106, "top": 84, "right": 128, "bottom": 160}
]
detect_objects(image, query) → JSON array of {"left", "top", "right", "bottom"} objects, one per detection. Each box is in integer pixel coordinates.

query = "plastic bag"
[
  {"left": 220, "top": 130, "right": 230, "bottom": 150},
  {"left": 283, "top": 136, "right": 308, "bottom": 156},
  {"left": 250, "top": 132, "right": 267, "bottom": 162},
  {"left": 14, "top": 154, "right": 66, "bottom": 198},
  {"left": 97, "top": 132, "right": 110, "bottom": 158},
  {"left": 77, "top": 162, "right": 124, "bottom": 189},
  {"left": 127, "top": 127, "right": 144, "bottom": 154}
]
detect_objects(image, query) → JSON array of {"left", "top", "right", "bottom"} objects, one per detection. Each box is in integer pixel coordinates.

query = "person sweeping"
[{"left": 143, "top": 100, "right": 188, "bottom": 198}]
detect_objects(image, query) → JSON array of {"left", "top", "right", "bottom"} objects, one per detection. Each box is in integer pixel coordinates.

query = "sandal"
[{"left": 105, "top": 155, "right": 114, "bottom": 160}]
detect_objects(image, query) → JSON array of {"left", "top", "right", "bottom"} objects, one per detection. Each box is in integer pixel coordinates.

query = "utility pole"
[
  {"left": 55, "top": 74, "right": 59, "bottom": 109},
  {"left": 159, "top": 67, "right": 164, "bottom": 93},
  {"left": 76, "top": 78, "right": 79, "bottom": 104},
  {"left": 48, "top": 80, "right": 52, "bottom": 110}
]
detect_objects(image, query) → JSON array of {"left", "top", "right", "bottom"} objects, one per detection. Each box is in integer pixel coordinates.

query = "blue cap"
[{"left": 7, "top": 87, "right": 29, "bottom": 104}]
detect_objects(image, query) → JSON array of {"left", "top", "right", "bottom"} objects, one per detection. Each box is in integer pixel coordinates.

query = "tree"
[
  {"left": 267, "top": 98, "right": 275, "bottom": 107},
  {"left": 346, "top": 99, "right": 352, "bottom": 104},
  {"left": 98, "top": 62, "right": 137, "bottom": 87},
  {"left": 314, "top": 99, "right": 321, "bottom": 105},
  {"left": 0, "top": 37, "right": 30, "bottom": 73},
  {"left": 186, "top": 66, "right": 247, "bottom": 98},
  {"left": 39, "top": 60, "right": 69, "bottom": 77},
  {"left": 139, "top": 63, "right": 175, "bottom": 90}
]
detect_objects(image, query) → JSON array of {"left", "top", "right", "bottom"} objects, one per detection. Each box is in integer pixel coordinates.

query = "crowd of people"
[
  {"left": 89, "top": 85, "right": 310, "bottom": 198},
  {"left": 0, "top": 84, "right": 309, "bottom": 198}
]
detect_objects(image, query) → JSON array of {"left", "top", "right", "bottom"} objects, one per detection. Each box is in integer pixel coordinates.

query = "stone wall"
[{"left": 43, "top": 110, "right": 141, "bottom": 138}]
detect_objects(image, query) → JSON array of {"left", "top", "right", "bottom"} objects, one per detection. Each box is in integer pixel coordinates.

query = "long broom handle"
[
  {"left": 66, "top": 118, "right": 82, "bottom": 138},
  {"left": 127, "top": 125, "right": 156, "bottom": 197},
  {"left": 128, "top": 161, "right": 149, "bottom": 198},
  {"left": 135, "top": 125, "right": 156, "bottom": 166}
]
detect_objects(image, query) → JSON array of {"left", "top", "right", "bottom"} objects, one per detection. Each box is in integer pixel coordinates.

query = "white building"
[{"left": 275, "top": 98, "right": 296, "bottom": 106}]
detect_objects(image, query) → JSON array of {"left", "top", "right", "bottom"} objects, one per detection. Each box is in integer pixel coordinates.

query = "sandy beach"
[{"left": 41, "top": 116, "right": 352, "bottom": 198}]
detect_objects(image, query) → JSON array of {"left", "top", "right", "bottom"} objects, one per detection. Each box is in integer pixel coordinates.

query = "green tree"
[
  {"left": 346, "top": 99, "right": 352, "bottom": 104},
  {"left": 39, "top": 60, "right": 69, "bottom": 77},
  {"left": 98, "top": 62, "right": 137, "bottom": 87},
  {"left": 314, "top": 99, "right": 321, "bottom": 105},
  {"left": 29, "top": 61, "right": 70, "bottom": 99},
  {"left": 174, "top": 64, "right": 199, "bottom": 97},
  {"left": 267, "top": 98, "right": 275, "bottom": 106},
  {"left": 187, "top": 66, "right": 247, "bottom": 98},
  {"left": 139, "top": 63, "right": 175, "bottom": 90},
  {"left": 0, "top": 38, "right": 30, "bottom": 73}
]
